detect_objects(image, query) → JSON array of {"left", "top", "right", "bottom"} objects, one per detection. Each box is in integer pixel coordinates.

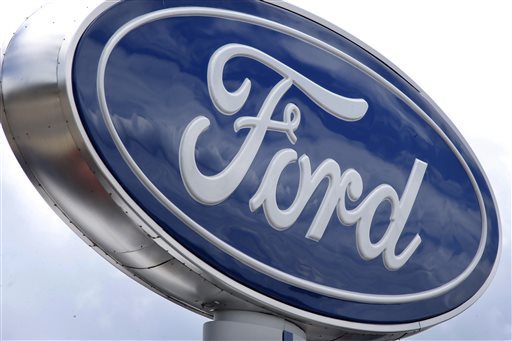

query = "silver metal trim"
[{"left": 0, "top": 0, "right": 501, "bottom": 338}]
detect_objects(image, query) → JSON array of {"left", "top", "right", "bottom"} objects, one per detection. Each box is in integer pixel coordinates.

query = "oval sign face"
[{"left": 71, "top": 0, "right": 500, "bottom": 325}]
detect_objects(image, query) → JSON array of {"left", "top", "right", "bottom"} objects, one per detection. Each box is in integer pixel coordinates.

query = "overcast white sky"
[{"left": 1, "top": 1, "right": 511, "bottom": 340}]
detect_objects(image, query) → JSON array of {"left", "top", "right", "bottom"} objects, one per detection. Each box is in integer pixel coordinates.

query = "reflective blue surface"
[{"left": 72, "top": 0, "right": 499, "bottom": 324}]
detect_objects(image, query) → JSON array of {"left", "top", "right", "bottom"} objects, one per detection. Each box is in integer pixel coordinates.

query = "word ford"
[{"left": 179, "top": 44, "right": 428, "bottom": 271}]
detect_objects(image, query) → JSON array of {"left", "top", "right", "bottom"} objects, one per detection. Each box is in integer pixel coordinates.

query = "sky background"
[{"left": 1, "top": 1, "right": 510, "bottom": 340}]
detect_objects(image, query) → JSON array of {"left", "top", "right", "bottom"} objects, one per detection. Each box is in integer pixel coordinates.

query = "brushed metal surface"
[
  {"left": 0, "top": 0, "right": 291, "bottom": 337},
  {"left": 0, "top": 0, "right": 263, "bottom": 328}
]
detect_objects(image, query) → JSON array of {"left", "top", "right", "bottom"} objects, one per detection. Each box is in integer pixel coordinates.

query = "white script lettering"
[{"left": 179, "top": 43, "right": 427, "bottom": 270}]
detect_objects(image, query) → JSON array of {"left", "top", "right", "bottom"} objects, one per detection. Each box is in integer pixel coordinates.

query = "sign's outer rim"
[
  {"left": 70, "top": 0, "right": 501, "bottom": 329},
  {"left": 0, "top": 0, "right": 501, "bottom": 338}
]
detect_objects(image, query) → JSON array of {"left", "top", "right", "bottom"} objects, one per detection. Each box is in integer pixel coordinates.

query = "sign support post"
[{"left": 203, "top": 311, "right": 306, "bottom": 341}]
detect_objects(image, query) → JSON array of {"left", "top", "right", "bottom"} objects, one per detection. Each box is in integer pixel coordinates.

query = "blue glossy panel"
[{"left": 72, "top": 0, "right": 499, "bottom": 324}]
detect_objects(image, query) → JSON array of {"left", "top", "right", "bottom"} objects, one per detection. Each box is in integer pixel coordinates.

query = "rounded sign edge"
[{"left": 59, "top": 0, "right": 504, "bottom": 333}]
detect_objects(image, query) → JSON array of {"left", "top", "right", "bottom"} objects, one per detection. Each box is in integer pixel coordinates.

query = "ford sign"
[{"left": 0, "top": 0, "right": 500, "bottom": 339}]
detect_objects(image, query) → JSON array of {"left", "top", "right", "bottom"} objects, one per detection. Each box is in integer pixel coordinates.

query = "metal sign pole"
[{"left": 203, "top": 311, "right": 306, "bottom": 341}]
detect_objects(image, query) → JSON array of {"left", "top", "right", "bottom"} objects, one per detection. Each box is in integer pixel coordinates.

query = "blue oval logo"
[{"left": 72, "top": 1, "right": 500, "bottom": 325}]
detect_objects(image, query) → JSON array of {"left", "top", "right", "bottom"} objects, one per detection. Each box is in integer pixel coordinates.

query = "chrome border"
[{"left": 0, "top": 0, "right": 501, "bottom": 339}]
